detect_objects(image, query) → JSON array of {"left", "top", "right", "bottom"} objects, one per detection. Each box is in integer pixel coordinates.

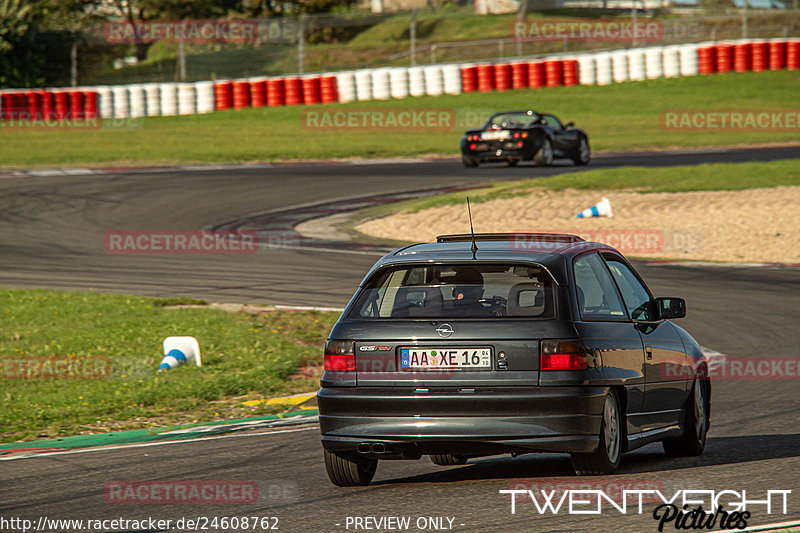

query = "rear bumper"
[{"left": 318, "top": 386, "right": 605, "bottom": 456}]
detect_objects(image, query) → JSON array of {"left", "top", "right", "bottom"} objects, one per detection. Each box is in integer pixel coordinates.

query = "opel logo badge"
[{"left": 436, "top": 323, "right": 454, "bottom": 338}]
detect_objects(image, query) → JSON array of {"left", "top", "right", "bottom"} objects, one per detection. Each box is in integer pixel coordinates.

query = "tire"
[
  {"left": 430, "top": 454, "right": 468, "bottom": 466},
  {"left": 663, "top": 376, "right": 708, "bottom": 457},
  {"left": 324, "top": 449, "right": 378, "bottom": 487},
  {"left": 462, "top": 155, "right": 479, "bottom": 168},
  {"left": 571, "top": 390, "right": 622, "bottom": 475},
  {"left": 533, "top": 138, "right": 554, "bottom": 167},
  {"left": 572, "top": 136, "right": 591, "bottom": 166}
]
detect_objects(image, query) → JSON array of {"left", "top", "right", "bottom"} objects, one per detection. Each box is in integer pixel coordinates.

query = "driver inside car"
[{"left": 448, "top": 267, "right": 492, "bottom": 317}]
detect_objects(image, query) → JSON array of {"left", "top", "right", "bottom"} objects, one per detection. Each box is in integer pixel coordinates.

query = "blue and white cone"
[
  {"left": 576, "top": 197, "right": 613, "bottom": 218},
  {"left": 159, "top": 336, "right": 202, "bottom": 371}
]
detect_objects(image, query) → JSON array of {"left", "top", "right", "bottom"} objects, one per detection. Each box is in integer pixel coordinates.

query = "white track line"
[{"left": 0, "top": 425, "right": 318, "bottom": 462}]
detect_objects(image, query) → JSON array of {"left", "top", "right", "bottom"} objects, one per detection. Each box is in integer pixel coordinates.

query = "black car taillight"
[
  {"left": 324, "top": 340, "right": 355, "bottom": 371},
  {"left": 540, "top": 340, "right": 587, "bottom": 370}
]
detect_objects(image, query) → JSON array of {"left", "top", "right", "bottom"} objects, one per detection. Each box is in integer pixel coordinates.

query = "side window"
[
  {"left": 573, "top": 253, "right": 627, "bottom": 320},
  {"left": 543, "top": 115, "right": 563, "bottom": 131},
  {"left": 604, "top": 256, "right": 653, "bottom": 321}
]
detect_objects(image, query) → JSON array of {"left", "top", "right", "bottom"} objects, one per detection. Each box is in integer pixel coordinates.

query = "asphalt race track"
[{"left": 1, "top": 145, "right": 799, "bottom": 533}]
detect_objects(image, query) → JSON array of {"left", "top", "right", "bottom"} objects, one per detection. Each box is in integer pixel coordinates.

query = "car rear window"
[{"left": 349, "top": 263, "right": 556, "bottom": 319}]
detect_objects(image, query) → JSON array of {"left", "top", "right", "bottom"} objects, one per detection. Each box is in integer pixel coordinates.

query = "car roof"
[{"left": 361, "top": 233, "right": 620, "bottom": 286}]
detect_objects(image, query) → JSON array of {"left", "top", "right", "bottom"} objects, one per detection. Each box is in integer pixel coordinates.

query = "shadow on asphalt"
[{"left": 372, "top": 433, "right": 800, "bottom": 485}]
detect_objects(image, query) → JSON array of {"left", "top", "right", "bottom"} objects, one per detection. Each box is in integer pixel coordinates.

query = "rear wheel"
[
  {"left": 324, "top": 449, "right": 377, "bottom": 486},
  {"left": 572, "top": 136, "right": 591, "bottom": 166},
  {"left": 571, "top": 390, "right": 622, "bottom": 475},
  {"left": 430, "top": 454, "right": 468, "bottom": 466},
  {"left": 663, "top": 376, "right": 708, "bottom": 457},
  {"left": 462, "top": 155, "right": 479, "bottom": 168},
  {"left": 533, "top": 138, "right": 554, "bottom": 167}
]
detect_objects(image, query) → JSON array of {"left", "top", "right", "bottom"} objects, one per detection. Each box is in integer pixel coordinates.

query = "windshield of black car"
[
  {"left": 348, "top": 263, "right": 556, "bottom": 319},
  {"left": 485, "top": 112, "right": 541, "bottom": 129}
]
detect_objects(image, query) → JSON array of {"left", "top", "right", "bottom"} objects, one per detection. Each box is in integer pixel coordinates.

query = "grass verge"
[
  {"left": 0, "top": 288, "right": 338, "bottom": 443},
  {"left": 1, "top": 71, "right": 798, "bottom": 168}
]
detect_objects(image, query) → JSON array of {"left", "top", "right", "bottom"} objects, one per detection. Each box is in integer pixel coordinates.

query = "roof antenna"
[{"left": 467, "top": 197, "right": 478, "bottom": 260}]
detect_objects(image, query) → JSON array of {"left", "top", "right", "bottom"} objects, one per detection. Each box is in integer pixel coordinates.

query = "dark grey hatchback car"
[{"left": 318, "top": 233, "right": 710, "bottom": 486}]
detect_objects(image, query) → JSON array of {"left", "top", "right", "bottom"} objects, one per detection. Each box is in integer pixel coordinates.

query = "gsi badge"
[{"left": 436, "top": 323, "right": 454, "bottom": 338}]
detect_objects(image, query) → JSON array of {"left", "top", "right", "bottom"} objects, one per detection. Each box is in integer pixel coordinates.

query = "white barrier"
[
  {"left": 95, "top": 86, "right": 113, "bottom": 118},
  {"left": 335, "top": 71, "right": 356, "bottom": 103},
  {"left": 142, "top": 83, "right": 160, "bottom": 116},
  {"left": 594, "top": 52, "right": 613, "bottom": 85},
  {"left": 663, "top": 45, "right": 682, "bottom": 78},
  {"left": 128, "top": 84, "right": 146, "bottom": 118},
  {"left": 371, "top": 68, "right": 392, "bottom": 100},
  {"left": 111, "top": 85, "right": 129, "bottom": 118},
  {"left": 159, "top": 83, "right": 178, "bottom": 116},
  {"left": 177, "top": 83, "right": 196, "bottom": 115},
  {"left": 679, "top": 43, "right": 699, "bottom": 76},
  {"left": 354, "top": 69, "right": 373, "bottom": 101},
  {"left": 442, "top": 64, "right": 462, "bottom": 95},
  {"left": 408, "top": 67, "right": 426, "bottom": 97},
  {"left": 627, "top": 49, "right": 646, "bottom": 81},
  {"left": 389, "top": 67, "right": 409, "bottom": 99},
  {"left": 644, "top": 46, "right": 664, "bottom": 79},
  {"left": 423, "top": 65, "right": 444, "bottom": 96},
  {"left": 577, "top": 55, "right": 596, "bottom": 85},
  {"left": 611, "top": 50, "right": 629, "bottom": 83},
  {"left": 195, "top": 81, "right": 215, "bottom": 114}
]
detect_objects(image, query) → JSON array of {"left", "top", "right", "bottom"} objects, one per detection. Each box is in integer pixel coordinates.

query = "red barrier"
[
  {"left": 493, "top": 63, "right": 512, "bottom": 91},
  {"left": 214, "top": 81, "right": 233, "bottom": 110},
  {"left": 319, "top": 75, "right": 337, "bottom": 103},
  {"left": 302, "top": 76, "right": 321, "bottom": 105},
  {"left": 510, "top": 62, "right": 528, "bottom": 90},
  {"left": 476, "top": 64, "right": 495, "bottom": 92},
  {"left": 528, "top": 61, "right": 545, "bottom": 88},
  {"left": 786, "top": 40, "right": 800, "bottom": 70},
  {"left": 716, "top": 44, "right": 734, "bottom": 73},
  {"left": 751, "top": 41, "right": 768, "bottom": 72},
  {"left": 461, "top": 65, "right": 478, "bottom": 93},
  {"left": 284, "top": 77, "right": 302, "bottom": 106},
  {"left": 232, "top": 81, "right": 250, "bottom": 109},
  {"left": 544, "top": 60, "right": 563, "bottom": 87},
  {"left": 733, "top": 43, "right": 751, "bottom": 72},
  {"left": 562, "top": 59, "right": 578, "bottom": 86},
  {"left": 53, "top": 91, "right": 70, "bottom": 120},
  {"left": 769, "top": 41, "right": 786, "bottom": 71},
  {"left": 266, "top": 78, "right": 285, "bottom": 107},
  {"left": 698, "top": 46, "right": 716, "bottom": 74},
  {"left": 84, "top": 91, "right": 98, "bottom": 119},
  {"left": 250, "top": 80, "right": 266, "bottom": 108},
  {"left": 68, "top": 91, "right": 85, "bottom": 119},
  {"left": 26, "top": 91, "right": 42, "bottom": 119}
]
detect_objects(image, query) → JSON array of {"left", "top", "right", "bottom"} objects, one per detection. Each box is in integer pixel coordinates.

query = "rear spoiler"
[{"left": 436, "top": 233, "right": 584, "bottom": 244}]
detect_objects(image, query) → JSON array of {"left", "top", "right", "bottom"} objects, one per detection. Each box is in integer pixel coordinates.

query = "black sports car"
[
  {"left": 460, "top": 110, "right": 590, "bottom": 168},
  {"left": 318, "top": 233, "right": 709, "bottom": 486}
]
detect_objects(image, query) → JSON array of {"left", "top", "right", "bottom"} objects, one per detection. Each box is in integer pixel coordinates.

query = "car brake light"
[
  {"left": 469, "top": 143, "right": 477, "bottom": 150},
  {"left": 540, "top": 340, "right": 587, "bottom": 370},
  {"left": 513, "top": 132, "right": 520, "bottom": 139},
  {"left": 324, "top": 340, "right": 355, "bottom": 371},
  {"left": 517, "top": 141, "right": 523, "bottom": 147}
]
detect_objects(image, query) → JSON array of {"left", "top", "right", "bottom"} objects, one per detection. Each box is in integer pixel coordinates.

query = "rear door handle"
[{"left": 645, "top": 345, "right": 653, "bottom": 360}]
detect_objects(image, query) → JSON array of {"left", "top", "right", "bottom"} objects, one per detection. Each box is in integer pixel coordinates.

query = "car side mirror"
[
  {"left": 565, "top": 121, "right": 574, "bottom": 128},
  {"left": 655, "top": 297, "right": 685, "bottom": 319}
]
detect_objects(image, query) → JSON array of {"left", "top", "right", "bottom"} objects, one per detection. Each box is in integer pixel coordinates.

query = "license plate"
[
  {"left": 481, "top": 130, "right": 510, "bottom": 140},
  {"left": 400, "top": 348, "right": 491, "bottom": 370}
]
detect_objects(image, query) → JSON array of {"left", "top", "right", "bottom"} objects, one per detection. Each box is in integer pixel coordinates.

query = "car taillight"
[
  {"left": 540, "top": 340, "right": 587, "bottom": 370},
  {"left": 324, "top": 340, "right": 355, "bottom": 371},
  {"left": 517, "top": 141, "right": 523, "bottom": 147},
  {"left": 513, "top": 132, "right": 520, "bottom": 139},
  {"left": 521, "top": 132, "right": 529, "bottom": 138},
  {"left": 469, "top": 143, "right": 477, "bottom": 150}
]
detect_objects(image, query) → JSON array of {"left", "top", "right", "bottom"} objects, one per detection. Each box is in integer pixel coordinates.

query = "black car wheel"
[
  {"left": 573, "top": 136, "right": 591, "bottom": 166},
  {"left": 462, "top": 155, "right": 479, "bottom": 168},
  {"left": 533, "top": 138, "right": 554, "bottom": 167},
  {"left": 430, "top": 454, "right": 468, "bottom": 466},
  {"left": 571, "top": 390, "right": 622, "bottom": 475},
  {"left": 663, "top": 376, "right": 708, "bottom": 457},
  {"left": 324, "top": 449, "right": 378, "bottom": 486}
]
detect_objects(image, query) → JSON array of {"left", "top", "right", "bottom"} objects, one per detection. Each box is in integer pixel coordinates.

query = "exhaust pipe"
[
  {"left": 356, "top": 442, "right": 388, "bottom": 454},
  {"left": 371, "top": 443, "right": 386, "bottom": 454},
  {"left": 357, "top": 443, "right": 371, "bottom": 454}
]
